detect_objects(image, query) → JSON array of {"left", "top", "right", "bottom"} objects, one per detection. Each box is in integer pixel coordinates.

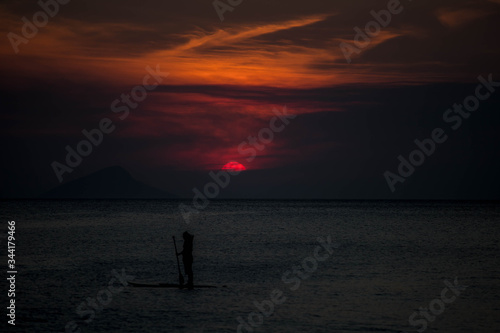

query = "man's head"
[{"left": 183, "top": 231, "right": 193, "bottom": 240}]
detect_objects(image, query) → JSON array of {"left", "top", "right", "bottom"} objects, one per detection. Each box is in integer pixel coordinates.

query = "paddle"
[{"left": 173, "top": 236, "right": 185, "bottom": 287}]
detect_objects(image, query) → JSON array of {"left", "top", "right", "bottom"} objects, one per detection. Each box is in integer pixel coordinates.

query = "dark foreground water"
[{"left": 1, "top": 200, "right": 499, "bottom": 332}]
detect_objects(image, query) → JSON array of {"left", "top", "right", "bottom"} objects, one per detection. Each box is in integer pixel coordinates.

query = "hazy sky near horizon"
[{"left": 1, "top": 0, "right": 500, "bottom": 198}]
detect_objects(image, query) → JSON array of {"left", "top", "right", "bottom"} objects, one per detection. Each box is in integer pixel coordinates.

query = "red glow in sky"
[{"left": 222, "top": 161, "right": 246, "bottom": 172}]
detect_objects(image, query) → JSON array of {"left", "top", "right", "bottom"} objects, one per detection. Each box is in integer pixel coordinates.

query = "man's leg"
[{"left": 185, "top": 261, "right": 193, "bottom": 289}]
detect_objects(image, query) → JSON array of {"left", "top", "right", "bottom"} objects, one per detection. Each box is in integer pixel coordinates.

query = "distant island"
[{"left": 42, "top": 166, "right": 177, "bottom": 199}]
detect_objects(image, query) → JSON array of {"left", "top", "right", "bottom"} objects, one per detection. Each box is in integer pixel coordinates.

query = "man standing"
[{"left": 177, "top": 231, "right": 194, "bottom": 289}]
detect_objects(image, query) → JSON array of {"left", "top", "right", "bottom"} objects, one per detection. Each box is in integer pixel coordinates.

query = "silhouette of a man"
[{"left": 177, "top": 231, "right": 194, "bottom": 289}]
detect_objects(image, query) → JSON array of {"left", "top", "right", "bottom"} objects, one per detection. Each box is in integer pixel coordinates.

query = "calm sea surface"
[{"left": 1, "top": 200, "right": 499, "bottom": 332}]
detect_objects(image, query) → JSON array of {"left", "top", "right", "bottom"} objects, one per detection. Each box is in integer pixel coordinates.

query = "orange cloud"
[
  {"left": 436, "top": 8, "right": 490, "bottom": 28},
  {"left": 0, "top": 9, "right": 430, "bottom": 93}
]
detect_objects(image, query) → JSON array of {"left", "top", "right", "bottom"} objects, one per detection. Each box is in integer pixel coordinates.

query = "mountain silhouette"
[{"left": 42, "top": 166, "right": 177, "bottom": 199}]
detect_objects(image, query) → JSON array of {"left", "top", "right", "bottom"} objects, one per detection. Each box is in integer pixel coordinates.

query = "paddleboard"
[{"left": 128, "top": 281, "right": 217, "bottom": 288}]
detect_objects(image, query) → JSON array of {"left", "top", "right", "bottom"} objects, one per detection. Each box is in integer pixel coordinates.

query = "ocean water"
[{"left": 1, "top": 200, "right": 499, "bottom": 332}]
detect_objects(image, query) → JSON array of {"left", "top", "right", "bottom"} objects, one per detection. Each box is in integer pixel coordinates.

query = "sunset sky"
[{"left": 1, "top": 0, "right": 500, "bottom": 198}]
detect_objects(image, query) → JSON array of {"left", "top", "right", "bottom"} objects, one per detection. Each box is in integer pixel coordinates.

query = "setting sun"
[{"left": 221, "top": 161, "right": 246, "bottom": 172}]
